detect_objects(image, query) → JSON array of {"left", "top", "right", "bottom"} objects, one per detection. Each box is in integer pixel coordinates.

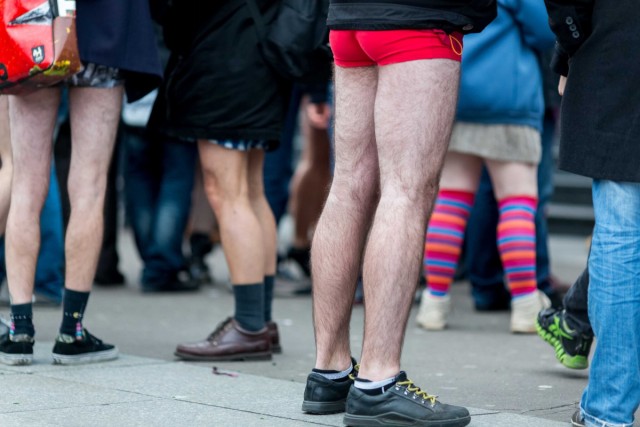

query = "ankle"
[
  {"left": 315, "top": 353, "right": 352, "bottom": 372},
  {"left": 358, "top": 361, "right": 400, "bottom": 382}
]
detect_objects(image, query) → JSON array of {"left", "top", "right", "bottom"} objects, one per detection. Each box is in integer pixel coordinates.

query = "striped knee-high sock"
[
  {"left": 424, "top": 190, "right": 475, "bottom": 297},
  {"left": 497, "top": 196, "right": 538, "bottom": 299}
]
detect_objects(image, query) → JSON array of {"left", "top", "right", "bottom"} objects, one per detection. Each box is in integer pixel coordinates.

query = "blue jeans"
[
  {"left": 580, "top": 180, "right": 640, "bottom": 427},
  {"left": 124, "top": 127, "right": 197, "bottom": 285},
  {"left": 465, "top": 114, "right": 556, "bottom": 306},
  {"left": 0, "top": 166, "right": 64, "bottom": 301}
]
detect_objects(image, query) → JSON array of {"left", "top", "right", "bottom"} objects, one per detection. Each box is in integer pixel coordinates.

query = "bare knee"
[
  {"left": 202, "top": 172, "right": 249, "bottom": 217},
  {"left": 68, "top": 169, "right": 108, "bottom": 214}
]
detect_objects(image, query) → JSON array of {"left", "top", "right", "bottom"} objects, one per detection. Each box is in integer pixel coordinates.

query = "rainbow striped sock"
[
  {"left": 424, "top": 190, "right": 475, "bottom": 297},
  {"left": 497, "top": 196, "right": 538, "bottom": 300}
]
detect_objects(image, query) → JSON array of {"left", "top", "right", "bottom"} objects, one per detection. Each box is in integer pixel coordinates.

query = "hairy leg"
[
  {"left": 360, "top": 59, "right": 460, "bottom": 381},
  {"left": 248, "top": 149, "right": 277, "bottom": 277},
  {"left": 290, "top": 98, "right": 332, "bottom": 248},
  {"left": 0, "top": 96, "right": 12, "bottom": 234},
  {"left": 198, "top": 141, "right": 264, "bottom": 283},
  {"left": 313, "top": 66, "right": 379, "bottom": 371},
  {"left": 65, "top": 87, "right": 123, "bottom": 292},
  {"left": 5, "top": 89, "right": 60, "bottom": 303}
]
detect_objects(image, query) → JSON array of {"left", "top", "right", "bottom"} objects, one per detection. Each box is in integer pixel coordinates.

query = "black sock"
[
  {"left": 233, "top": 283, "right": 265, "bottom": 332},
  {"left": 60, "top": 289, "right": 90, "bottom": 338},
  {"left": 10, "top": 303, "right": 35, "bottom": 337},
  {"left": 264, "top": 275, "right": 274, "bottom": 322}
]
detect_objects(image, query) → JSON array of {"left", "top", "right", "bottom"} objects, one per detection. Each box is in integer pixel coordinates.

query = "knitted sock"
[
  {"left": 264, "top": 275, "right": 274, "bottom": 322},
  {"left": 313, "top": 360, "right": 354, "bottom": 382},
  {"left": 10, "top": 303, "right": 35, "bottom": 337},
  {"left": 424, "top": 190, "right": 475, "bottom": 297},
  {"left": 60, "top": 289, "right": 90, "bottom": 339},
  {"left": 497, "top": 196, "right": 538, "bottom": 299},
  {"left": 354, "top": 375, "right": 397, "bottom": 395},
  {"left": 233, "top": 283, "right": 265, "bottom": 332}
]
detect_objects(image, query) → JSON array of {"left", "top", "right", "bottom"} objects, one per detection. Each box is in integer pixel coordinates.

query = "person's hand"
[
  {"left": 306, "top": 102, "right": 331, "bottom": 130},
  {"left": 558, "top": 76, "right": 567, "bottom": 96}
]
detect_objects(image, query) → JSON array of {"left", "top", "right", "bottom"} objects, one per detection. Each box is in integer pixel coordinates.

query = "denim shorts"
[
  {"left": 207, "top": 139, "right": 276, "bottom": 152},
  {"left": 65, "top": 62, "right": 125, "bottom": 88}
]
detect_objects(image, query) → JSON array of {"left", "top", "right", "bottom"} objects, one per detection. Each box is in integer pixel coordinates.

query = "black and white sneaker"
[
  {"left": 0, "top": 332, "right": 34, "bottom": 366},
  {"left": 571, "top": 409, "right": 585, "bottom": 427},
  {"left": 51, "top": 329, "right": 118, "bottom": 365},
  {"left": 344, "top": 372, "right": 470, "bottom": 427}
]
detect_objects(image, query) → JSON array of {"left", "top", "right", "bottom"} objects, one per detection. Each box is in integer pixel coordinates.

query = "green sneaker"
[{"left": 536, "top": 308, "right": 593, "bottom": 370}]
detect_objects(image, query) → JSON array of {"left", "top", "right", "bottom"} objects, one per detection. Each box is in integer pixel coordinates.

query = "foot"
[
  {"left": 0, "top": 333, "right": 34, "bottom": 366},
  {"left": 344, "top": 372, "right": 470, "bottom": 427},
  {"left": 188, "top": 256, "right": 213, "bottom": 286},
  {"left": 142, "top": 270, "right": 200, "bottom": 293},
  {"left": 175, "top": 317, "right": 271, "bottom": 361},
  {"left": 267, "top": 321, "right": 282, "bottom": 354},
  {"left": 536, "top": 308, "right": 593, "bottom": 369},
  {"left": 571, "top": 409, "right": 585, "bottom": 427},
  {"left": 416, "top": 292, "right": 451, "bottom": 331},
  {"left": 302, "top": 358, "right": 358, "bottom": 414},
  {"left": 52, "top": 329, "right": 118, "bottom": 365},
  {"left": 510, "top": 290, "right": 551, "bottom": 333},
  {"left": 94, "top": 269, "right": 125, "bottom": 286}
]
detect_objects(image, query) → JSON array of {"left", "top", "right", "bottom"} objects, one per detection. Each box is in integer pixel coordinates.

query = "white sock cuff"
[
  {"left": 354, "top": 375, "right": 396, "bottom": 390},
  {"left": 316, "top": 362, "right": 353, "bottom": 380}
]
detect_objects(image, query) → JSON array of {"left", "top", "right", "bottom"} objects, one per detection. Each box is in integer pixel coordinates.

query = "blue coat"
[
  {"left": 76, "top": 0, "right": 162, "bottom": 102},
  {"left": 455, "top": 0, "right": 554, "bottom": 131}
]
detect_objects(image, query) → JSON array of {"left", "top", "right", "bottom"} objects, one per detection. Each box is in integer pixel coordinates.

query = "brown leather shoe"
[
  {"left": 267, "top": 321, "right": 282, "bottom": 354},
  {"left": 175, "top": 317, "right": 271, "bottom": 361}
]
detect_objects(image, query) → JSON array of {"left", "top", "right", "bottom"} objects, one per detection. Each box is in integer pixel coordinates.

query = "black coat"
[
  {"left": 149, "top": 0, "right": 289, "bottom": 144},
  {"left": 77, "top": 0, "right": 162, "bottom": 102},
  {"left": 545, "top": 0, "right": 640, "bottom": 182}
]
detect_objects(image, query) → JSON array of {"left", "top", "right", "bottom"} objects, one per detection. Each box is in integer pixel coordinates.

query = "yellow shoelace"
[
  {"left": 348, "top": 364, "right": 361, "bottom": 381},
  {"left": 396, "top": 379, "right": 438, "bottom": 404}
]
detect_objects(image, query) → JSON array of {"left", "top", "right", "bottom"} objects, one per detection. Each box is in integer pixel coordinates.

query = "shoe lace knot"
[
  {"left": 207, "top": 318, "right": 233, "bottom": 342},
  {"left": 396, "top": 379, "right": 437, "bottom": 404}
]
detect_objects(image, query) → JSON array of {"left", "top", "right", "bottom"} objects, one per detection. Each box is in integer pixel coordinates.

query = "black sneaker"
[
  {"left": 51, "top": 329, "right": 118, "bottom": 365},
  {"left": 536, "top": 308, "right": 593, "bottom": 370},
  {"left": 0, "top": 333, "right": 34, "bottom": 366},
  {"left": 344, "top": 372, "right": 470, "bottom": 427},
  {"left": 302, "top": 358, "right": 358, "bottom": 414},
  {"left": 571, "top": 409, "right": 585, "bottom": 427}
]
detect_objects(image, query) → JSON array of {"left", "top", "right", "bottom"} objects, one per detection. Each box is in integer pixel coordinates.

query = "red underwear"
[{"left": 330, "top": 29, "right": 463, "bottom": 67}]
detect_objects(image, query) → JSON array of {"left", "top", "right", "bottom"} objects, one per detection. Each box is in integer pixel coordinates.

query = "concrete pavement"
[{"left": 1, "top": 230, "right": 638, "bottom": 426}]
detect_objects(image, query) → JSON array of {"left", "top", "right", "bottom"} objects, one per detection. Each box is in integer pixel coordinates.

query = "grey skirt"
[{"left": 448, "top": 122, "right": 541, "bottom": 164}]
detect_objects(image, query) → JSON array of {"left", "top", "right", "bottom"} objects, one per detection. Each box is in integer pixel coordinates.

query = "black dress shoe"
[{"left": 142, "top": 271, "right": 200, "bottom": 293}]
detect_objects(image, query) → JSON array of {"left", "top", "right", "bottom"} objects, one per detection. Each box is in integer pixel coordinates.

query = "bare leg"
[
  {"left": 190, "top": 162, "right": 218, "bottom": 236},
  {"left": 360, "top": 60, "right": 460, "bottom": 381},
  {"left": 65, "top": 87, "right": 123, "bottom": 292},
  {"left": 198, "top": 141, "right": 265, "bottom": 284},
  {"left": 5, "top": 89, "right": 60, "bottom": 304},
  {"left": 439, "top": 151, "right": 483, "bottom": 192},
  {"left": 313, "top": 66, "right": 380, "bottom": 371},
  {"left": 485, "top": 159, "right": 538, "bottom": 199},
  {"left": 289, "top": 99, "right": 332, "bottom": 248},
  {"left": 0, "top": 96, "right": 12, "bottom": 234},
  {"left": 248, "top": 150, "right": 277, "bottom": 277}
]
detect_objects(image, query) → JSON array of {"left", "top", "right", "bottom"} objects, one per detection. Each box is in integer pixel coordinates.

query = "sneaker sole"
[
  {"left": 174, "top": 351, "right": 272, "bottom": 362},
  {"left": 302, "top": 399, "right": 346, "bottom": 414},
  {"left": 52, "top": 348, "right": 119, "bottom": 365},
  {"left": 535, "top": 320, "right": 588, "bottom": 370},
  {"left": 0, "top": 353, "right": 33, "bottom": 366},
  {"left": 343, "top": 413, "right": 471, "bottom": 427}
]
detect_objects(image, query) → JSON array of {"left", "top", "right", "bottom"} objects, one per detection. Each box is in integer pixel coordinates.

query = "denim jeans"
[
  {"left": 123, "top": 127, "right": 197, "bottom": 285},
  {"left": 0, "top": 165, "right": 64, "bottom": 302},
  {"left": 580, "top": 180, "right": 640, "bottom": 427},
  {"left": 465, "top": 113, "right": 556, "bottom": 305}
]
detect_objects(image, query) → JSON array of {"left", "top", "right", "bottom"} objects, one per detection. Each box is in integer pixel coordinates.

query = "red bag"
[{"left": 0, "top": 0, "right": 81, "bottom": 94}]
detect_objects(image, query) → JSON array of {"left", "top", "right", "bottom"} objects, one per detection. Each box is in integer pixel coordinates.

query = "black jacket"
[
  {"left": 328, "top": 0, "right": 497, "bottom": 33},
  {"left": 544, "top": 0, "right": 640, "bottom": 182},
  {"left": 149, "top": 0, "right": 289, "bottom": 143}
]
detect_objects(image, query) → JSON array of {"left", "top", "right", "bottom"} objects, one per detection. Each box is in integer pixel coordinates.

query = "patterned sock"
[
  {"left": 10, "top": 303, "right": 35, "bottom": 338},
  {"left": 497, "top": 196, "right": 538, "bottom": 300},
  {"left": 60, "top": 289, "right": 90, "bottom": 339},
  {"left": 264, "top": 275, "right": 274, "bottom": 322},
  {"left": 233, "top": 283, "right": 265, "bottom": 332},
  {"left": 424, "top": 190, "right": 475, "bottom": 297}
]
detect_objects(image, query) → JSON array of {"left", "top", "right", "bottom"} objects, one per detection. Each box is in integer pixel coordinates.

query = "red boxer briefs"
[{"left": 330, "top": 29, "right": 463, "bottom": 67}]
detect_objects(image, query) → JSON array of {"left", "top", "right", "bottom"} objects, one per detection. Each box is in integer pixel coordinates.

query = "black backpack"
[{"left": 245, "top": 0, "right": 332, "bottom": 84}]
